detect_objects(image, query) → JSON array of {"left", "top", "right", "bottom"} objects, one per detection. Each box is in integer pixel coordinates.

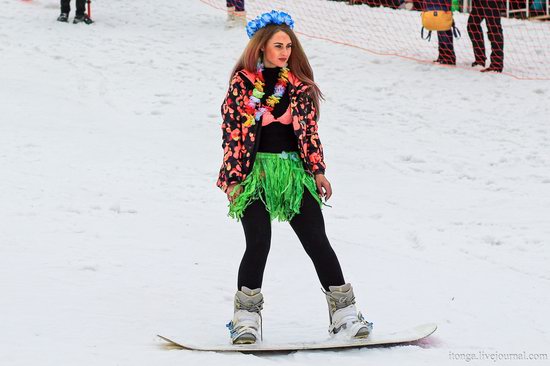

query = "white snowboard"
[{"left": 158, "top": 323, "right": 437, "bottom": 353}]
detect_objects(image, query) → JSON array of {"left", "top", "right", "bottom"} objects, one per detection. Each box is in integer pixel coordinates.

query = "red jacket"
[{"left": 216, "top": 69, "right": 326, "bottom": 193}]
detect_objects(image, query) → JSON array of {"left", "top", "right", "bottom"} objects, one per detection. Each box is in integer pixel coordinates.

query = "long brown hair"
[{"left": 229, "top": 24, "right": 324, "bottom": 115}]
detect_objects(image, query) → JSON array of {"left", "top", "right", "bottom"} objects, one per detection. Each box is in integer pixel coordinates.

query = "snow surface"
[{"left": 1, "top": 0, "right": 549, "bottom": 365}]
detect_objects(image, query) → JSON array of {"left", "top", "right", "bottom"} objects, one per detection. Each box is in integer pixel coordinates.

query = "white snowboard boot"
[
  {"left": 226, "top": 6, "right": 235, "bottom": 20},
  {"left": 325, "top": 283, "right": 373, "bottom": 339},
  {"left": 225, "top": 6, "right": 236, "bottom": 28},
  {"left": 227, "top": 287, "right": 263, "bottom": 344},
  {"left": 233, "top": 10, "right": 247, "bottom": 27},
  {"left": 225, "top": 7, "right": 247, "bottom": 29}
]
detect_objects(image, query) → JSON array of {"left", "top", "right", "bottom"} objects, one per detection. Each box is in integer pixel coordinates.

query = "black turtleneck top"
[{"left": 258, "top": 66, "right": 298, "bottom": 153}]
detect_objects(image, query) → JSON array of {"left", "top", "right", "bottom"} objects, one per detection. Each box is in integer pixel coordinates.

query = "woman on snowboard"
[{"left": 216, "top": 10, "right": 372, "bottom": 345}]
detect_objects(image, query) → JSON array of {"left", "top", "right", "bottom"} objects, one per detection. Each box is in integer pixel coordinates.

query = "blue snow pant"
[{"left": 437, "top": 29, "right": 456, "bottom": 64}]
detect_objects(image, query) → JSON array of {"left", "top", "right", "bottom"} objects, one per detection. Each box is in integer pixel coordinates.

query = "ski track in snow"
[{"left": 1, "top": 0, "right": 549, "bottom": 365}]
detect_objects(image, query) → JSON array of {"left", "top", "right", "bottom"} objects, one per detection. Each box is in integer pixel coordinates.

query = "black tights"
[{"left": 237, "top": 189, "right": 345, "bottom": 291}]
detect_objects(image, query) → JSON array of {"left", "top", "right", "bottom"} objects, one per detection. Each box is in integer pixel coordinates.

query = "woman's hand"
[
  {"left": 315, "top": 174, "right": 332, "bottom": 201},
  {"left": 226, "top": 183, "right": 243, "bottom": 203}
]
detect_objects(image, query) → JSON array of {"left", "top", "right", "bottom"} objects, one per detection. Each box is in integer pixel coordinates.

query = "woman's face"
[{"left": 261, "top": 31, "right": 292, "bottom": 68}]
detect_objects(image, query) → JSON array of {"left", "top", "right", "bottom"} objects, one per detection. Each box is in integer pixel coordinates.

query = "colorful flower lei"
[
  {"left": 246, "top": 10, "right": 295, "bottom": 39},
  {"left": 243, "top": 62, "right": 289, "bottom": 128}
]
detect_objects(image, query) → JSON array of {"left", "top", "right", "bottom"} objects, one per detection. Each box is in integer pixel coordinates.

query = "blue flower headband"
[{"left": 246, "top": 10, "right": 295, "bottom": 39}]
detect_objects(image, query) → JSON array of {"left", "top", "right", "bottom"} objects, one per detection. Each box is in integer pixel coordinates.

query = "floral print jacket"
[{"left": 216, "top": 69, "right": 326, "bottom": 193}]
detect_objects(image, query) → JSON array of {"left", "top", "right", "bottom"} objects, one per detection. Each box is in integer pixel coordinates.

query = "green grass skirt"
[{"left": 228, "top": 151, "right": 322, "bottom": 222}]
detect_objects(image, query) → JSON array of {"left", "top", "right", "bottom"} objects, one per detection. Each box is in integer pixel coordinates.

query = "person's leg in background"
[
  {"left": 57, "top": 0, "right": 71, "bottom": 21},
  {"left": 226, "top": 0, "right": 246, "bottom": 27},
  {"left": 233, "top": 0, "right": 245, "bottom": 12},
  {"left": 226, "top": 0, "right": 236, "bottom": 18},
  {"left": 233, "top": 0, "right": 246, "bottom": 26},
  {"left": 60, "top": 0, "right": 70, "bottom": 15},
  {"left": 73, "top": 0, "right": 93, "bottom": 23},
  {"left": 467, "top": 1, "right": 487, "bottom": 67},
  {"left": 436, "top": 29, "right": 456, "bottom": 65},
  {"left": 484, "top": 0, "right": 504, "bottom": 71},
  {"left": 75, "top": 0, "right": 86, "bottom": 17}
]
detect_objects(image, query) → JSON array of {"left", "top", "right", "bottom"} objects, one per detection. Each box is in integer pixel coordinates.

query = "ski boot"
[
  {"left": 226, "top": 6, "right": 235, "bottom": 21},
  {"left": 471, "top": 60, "right": 486, "bottom": 68},
  {"left": 57, "top": 13, "right": 69, "bottom": 22},
  {"left": 481, "top": 65, "right": 503, "bottom": 73},
  {"left": 73, "top": 14, "right": 93, "bottom": 24},
  {"left": 226, "top": 287, "right": 263, "bottom": 344},
  {"left": 234, "top": 10, "right": 247, "bottom": 27},
  {"left": 324, "top": 283, "right": 373, "bottom": 339},
  {"left": 225, "top": 6, "right": 236, "bottom": 29}
]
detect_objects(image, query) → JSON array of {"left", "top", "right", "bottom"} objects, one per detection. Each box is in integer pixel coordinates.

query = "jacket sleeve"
[
  {"left": 301, "top": 91, "right": 326, "bottom": 176},
  {"left": 220, "top": 73, "right": 246, "bottom": 189}
]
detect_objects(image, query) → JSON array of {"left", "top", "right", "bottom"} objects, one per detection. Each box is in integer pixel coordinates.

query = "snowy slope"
[
  {"left": 204, "top": 0, "right": 550, "bottom": 80},
  {"left": 1, "top": 0, "right": 549, "bottom": 365}
]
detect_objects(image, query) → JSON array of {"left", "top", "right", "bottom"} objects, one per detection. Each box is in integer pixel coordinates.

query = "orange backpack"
[{"left": 421, "top": 4, "right": 461, "bottom": 41}]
